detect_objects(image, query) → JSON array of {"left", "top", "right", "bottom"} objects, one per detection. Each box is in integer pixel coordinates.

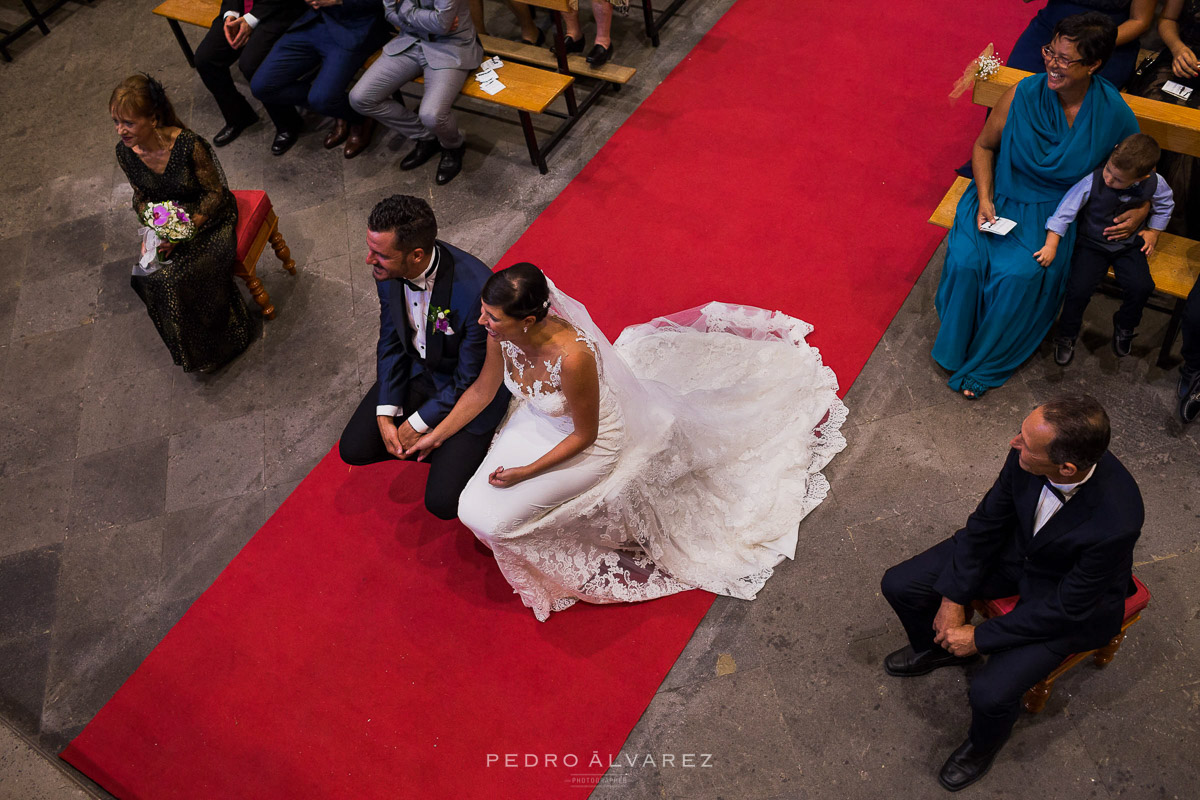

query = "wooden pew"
[
  {"left": 152, "top": 0, "right": 576, "bottom": 174},
  {"left": 931, "top": 66, "right": 1200, "bottom": 366}
]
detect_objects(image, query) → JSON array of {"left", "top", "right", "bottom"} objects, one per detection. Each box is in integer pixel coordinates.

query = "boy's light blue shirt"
[{"left": 1045, "top": 171, "right": 1175, "bottom": 238}]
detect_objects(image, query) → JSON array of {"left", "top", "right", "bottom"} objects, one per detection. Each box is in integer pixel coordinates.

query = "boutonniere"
[{"left": 428, "top": 305, "right": 455, "bottom": 335}]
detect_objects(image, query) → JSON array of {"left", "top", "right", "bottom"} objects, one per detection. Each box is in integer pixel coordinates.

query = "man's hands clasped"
[{"left": 932, "top": 597, "right": 978, "bottom": 657}]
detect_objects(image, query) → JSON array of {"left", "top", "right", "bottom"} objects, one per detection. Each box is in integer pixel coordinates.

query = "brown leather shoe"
[
  {"left": 323, "top": 119, "right": 349, "bottom": 149},
  {"left": 343, "top": 119, "right": 375, "bottom": 159}
]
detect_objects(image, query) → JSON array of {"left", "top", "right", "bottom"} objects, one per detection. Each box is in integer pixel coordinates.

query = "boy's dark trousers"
[{"left": 1057, "top": 236, "right": 1156, "bottom": 341}]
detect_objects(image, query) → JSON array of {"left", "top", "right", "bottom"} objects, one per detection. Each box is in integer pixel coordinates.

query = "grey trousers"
[{"left": 348, "top": 46, "right": 470, "bottom": 148}]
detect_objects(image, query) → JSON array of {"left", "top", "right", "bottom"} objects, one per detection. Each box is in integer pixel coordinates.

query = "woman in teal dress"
[{"left": 933, "top": 13, "right": 1142, "bottom": 398}]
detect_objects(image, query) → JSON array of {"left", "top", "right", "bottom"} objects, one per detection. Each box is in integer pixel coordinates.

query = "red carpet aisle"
[{"left": 63, "top": 2, "right": 1032, "bottom": 798}]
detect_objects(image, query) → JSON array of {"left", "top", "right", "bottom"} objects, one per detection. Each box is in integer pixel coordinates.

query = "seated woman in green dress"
[
  {"left": 932, "top": 13, "right": 1144, "bottom": 398},
  {"left": 111, "top": 74, "right": 253, "bottom": 374}
]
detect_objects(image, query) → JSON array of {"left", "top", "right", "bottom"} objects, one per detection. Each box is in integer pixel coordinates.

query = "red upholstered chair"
[
  {"left": 968, "top": 576, "right": 1151, "bottom": 713},
  {"left": 233, "top": 190, "right": 296, "bottom": 319}
]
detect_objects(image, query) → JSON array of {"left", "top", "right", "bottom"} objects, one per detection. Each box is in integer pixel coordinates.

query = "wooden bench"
[
  {"left": 931, "top": 65, "right": 1200, "bottom": 367},
  {"left": 152, "top": 0, "right": 576, "bottom": 174}
]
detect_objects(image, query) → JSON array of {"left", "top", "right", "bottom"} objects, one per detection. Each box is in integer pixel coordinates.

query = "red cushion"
[
  {"left": 979, "top": 575, "right": 1150, "bottom": 622},
  {"left": 233, "top": 190, "right": 272, "bottom": 263}
]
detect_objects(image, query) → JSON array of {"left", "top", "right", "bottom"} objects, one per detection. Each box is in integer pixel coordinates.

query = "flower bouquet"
[
  {"left": 950, "top": 44, "right": 1003, "bottom": 102},
  {"left": 135, "top": 200, "right": 195, "bottom": 275}
]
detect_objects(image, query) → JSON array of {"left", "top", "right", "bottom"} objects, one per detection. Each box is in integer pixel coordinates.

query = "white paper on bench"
[{"left": 479, "top": 78, "right": 506, "bottom": 95}]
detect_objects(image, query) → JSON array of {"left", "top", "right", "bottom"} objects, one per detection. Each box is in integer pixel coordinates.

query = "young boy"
[{"left": 1034, "top": 133, "right": 1175, "bottom": 366}]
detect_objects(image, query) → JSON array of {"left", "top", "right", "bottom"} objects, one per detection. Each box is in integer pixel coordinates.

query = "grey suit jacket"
[{"left": 381, "top": 0, "right": 484, "bottom": 70}]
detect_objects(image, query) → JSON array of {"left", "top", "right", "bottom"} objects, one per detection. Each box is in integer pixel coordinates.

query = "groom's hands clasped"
[{"left": 377, "top": 415, "right": 422, "bottom": 459}]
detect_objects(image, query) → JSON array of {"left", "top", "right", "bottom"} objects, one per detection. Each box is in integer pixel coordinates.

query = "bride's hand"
[
  {"left": 409, "top": 431, "right": 441, "bottom": 461},
  {"left": 488, "top": 465, "right": 530, "bottom": 487}
]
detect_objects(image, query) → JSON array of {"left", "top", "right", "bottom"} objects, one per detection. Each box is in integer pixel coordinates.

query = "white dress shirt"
[
  {"left": 1032, "top": 465, "right": 1096, "bottom": 536},
  {"left": 376, "top": 248, "right": 441, "bottom": 433},
  {"left": 222, "top": 10, "right": 260, "bottom": 28}
]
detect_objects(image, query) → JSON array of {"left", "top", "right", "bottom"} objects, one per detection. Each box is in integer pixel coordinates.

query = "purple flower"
[
  {"left": 436, "top": 318, "right": 449, "bottom": 333},
  {"left": 151, "top": 205, "right": 170, "bottom": 226},
  {"left": 174, "top": 209, "right": 189, "bottom": 223}
]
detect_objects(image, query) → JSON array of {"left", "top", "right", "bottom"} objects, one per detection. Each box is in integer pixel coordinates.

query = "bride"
[{"left": 411, "top": 263, "right": 848, "bottom": 621}]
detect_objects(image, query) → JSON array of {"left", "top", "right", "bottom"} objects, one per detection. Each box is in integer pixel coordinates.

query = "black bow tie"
[
  {"left": 1042, "top": 479, "right": 1067, "bottom": 503},
  {"left": 401, "top": 262, "right": 436, "bottom": 292}
]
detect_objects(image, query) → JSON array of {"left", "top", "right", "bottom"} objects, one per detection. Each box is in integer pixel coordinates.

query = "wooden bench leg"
[
  {"left": 235, "top": 259, "right": 276, "bottom": 320},
  {"left": 1094, "top": 631, "right": 1127, "bottom": 667},
  {"left": 1158, "top": 298, "right": 1186, "bottom": 368},
  {"left": 642, "top": 0, "right": 660, "bottom": 47},
  {"left": 267, "top": 216, "right": 297, "bottom": 275},
  {"left": 166, "top": 18, "right": 195, "bottom": 69},
  {"left": 519, "top": 111, "right": 548, "bottom": 174},
  {"left": 1023, "top": 680, "right": 1052, "bottom": 713}
]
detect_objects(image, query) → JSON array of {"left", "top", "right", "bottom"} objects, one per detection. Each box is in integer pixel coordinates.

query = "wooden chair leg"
[
  {"left": 1023, "top": 679, "right": 1052, "bottom": 713},
  {"left": 235, "top": 261, "right": 277, "bottom": 320},
  {"left": 1093, "top": 631, "right": 1126, "bottom": 667},
  {"left": 268, "top": 217, "right": 297, "bottom": 275}
]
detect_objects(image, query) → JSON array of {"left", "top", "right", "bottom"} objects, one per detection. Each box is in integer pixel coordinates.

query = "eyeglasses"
[{"left": 1041, "top": 45, "right": 1085, "bottom": 68}]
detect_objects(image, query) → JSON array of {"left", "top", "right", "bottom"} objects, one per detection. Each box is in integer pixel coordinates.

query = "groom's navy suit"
[
  {"left": 339, "top": 241, "right": 509, "bottom": 519},
  {"left": 882, "top": 448, "right": 1142, "bottom": 748}
]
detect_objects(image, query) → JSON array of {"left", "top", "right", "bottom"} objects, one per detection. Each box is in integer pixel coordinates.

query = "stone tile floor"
[{"left": 1, "top": 2, "right": 1198, "bottom": 799}]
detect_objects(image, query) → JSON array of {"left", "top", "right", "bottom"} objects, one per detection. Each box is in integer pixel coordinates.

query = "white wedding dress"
[{"left": 457, "top": 284, "right": 848, "bottom": 621}]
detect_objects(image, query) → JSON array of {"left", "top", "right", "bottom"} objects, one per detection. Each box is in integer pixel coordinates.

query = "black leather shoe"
[
  {"left": 549, "top": 34, "right": 584, "bottom": 58},
  {"left": 521, "top": 28, "right": 546, "bottom": 47},
  {"left": 270, "top": 129, "right": 299, "bottom": 156},
  {"left": 214, "top": 115, "right": 258, "bottom": 147},
  {"left": 938, "top": 737, "right": 1006, "bottom": 792},
  {"left": 400, "top": 137, "right": 441, "bottom": 171},
  {"left": 1053, "top": 337, "right": 1075, "bottom": 366},
  {"left": 1179, "top": 369, "right": 1200, "bottom": 425},
  {"left": 1112, "top": 326, "right": 1136, "bottom": 357},
  {"left": 883, "top": 645, "right": 977, "bottom": 677},
  {"left": 435, "top": 144, "right": 466, "bottom": 185},
  {"left": 586, "top": 43, "right": 613, "bottom": 67}
]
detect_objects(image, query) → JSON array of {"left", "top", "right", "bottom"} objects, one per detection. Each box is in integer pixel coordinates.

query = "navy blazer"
[
  {"left": 376, "top": 241, "right": 510, "bottom": 435},
  {"left": 933, "top": 448, "right": 1143, "bottom": 655},
  {"left": 289, "top": 0, "right": 389, "bottom": 51}
]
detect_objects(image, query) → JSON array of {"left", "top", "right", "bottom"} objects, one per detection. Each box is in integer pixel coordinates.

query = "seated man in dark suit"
[
  {"left": 194, "top": 0, "right": 306, "bottom": 147},
  {"left": 249, "top": 0, "right": 390, "bottom": 157},
  {"left": 338, "top": 195, "right": 510, "bottom": 519},
  {"left": 881, "top": 396, "right": 1142, "bottom": 792}
]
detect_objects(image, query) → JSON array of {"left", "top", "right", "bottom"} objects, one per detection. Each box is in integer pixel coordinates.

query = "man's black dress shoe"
[
  {"left": 586, "top": 43, "right": 613, "bottom": 67},
  {"left": 883, "top": 645, "right": 978, "bottom": 677},
  {"left": 214, "top": 115, "right": 258, "bottom": 147},
  {"left": 549, "top": 34, "right": 584, "bottom": 58},
  {"left": 400, "top": 137, "right": 441, "bottom": 171},
  {"left": 1112, "top": 326, "right": 1136, "bottom": 357},
  {"left": 270, "top": 130, "right": 299, "bottom": 156},
  {"left": 1053, "top": 336, "right": 1075, "bottom": 366},
  {"left": 435, "top": 144, "right": 465, "bottom": 185},
  {"left": 938, "top": 737, "right": 1006, "bottom": 792},
  {"left": 1179, "top": 369, "right": 1200, "bottom": 425}
]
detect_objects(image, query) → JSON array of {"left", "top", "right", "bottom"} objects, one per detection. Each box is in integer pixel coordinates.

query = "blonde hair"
[{"left": 109, "top": 74, "right": 185, "bottom": 129}]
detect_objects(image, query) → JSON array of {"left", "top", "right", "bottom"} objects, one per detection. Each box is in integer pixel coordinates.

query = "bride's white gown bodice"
[{"left": 499, "top": 325, "right": 624, "bottom": 452}]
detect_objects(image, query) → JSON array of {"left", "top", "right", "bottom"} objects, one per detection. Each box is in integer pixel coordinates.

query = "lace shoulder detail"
[{"left": 500, "top": 320, "right": 600, "bottom": 407}]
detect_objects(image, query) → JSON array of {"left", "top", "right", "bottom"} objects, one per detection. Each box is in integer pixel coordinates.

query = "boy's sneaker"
[
  {"left": 1053, "top": 337, "right": 1075, "bottom": 366},
  {"left": 1112, "top": 327, "right": 1136, "bottom": 357}
]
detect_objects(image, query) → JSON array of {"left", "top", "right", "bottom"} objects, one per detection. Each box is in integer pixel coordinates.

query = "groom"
[
  {"left": 880, "top": 396, "right": 1142, "bottom": 791},
  {"left": 339, "top": 195, "right": 509, "bottom": 519}
]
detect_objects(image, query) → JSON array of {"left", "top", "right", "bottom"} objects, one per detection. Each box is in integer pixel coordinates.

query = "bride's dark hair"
[{"left": 482, "top": 262, "right": 550, "bottom": 322}]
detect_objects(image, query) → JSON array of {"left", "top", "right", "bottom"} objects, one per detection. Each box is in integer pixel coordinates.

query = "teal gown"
[{"left": 932, "top": 75, "right": 1138, "bottom": 394}]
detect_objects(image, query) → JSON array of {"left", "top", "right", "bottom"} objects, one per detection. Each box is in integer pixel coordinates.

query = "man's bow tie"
[{"left": 401, "top": 263, "right": 435, "bottom": 292}]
